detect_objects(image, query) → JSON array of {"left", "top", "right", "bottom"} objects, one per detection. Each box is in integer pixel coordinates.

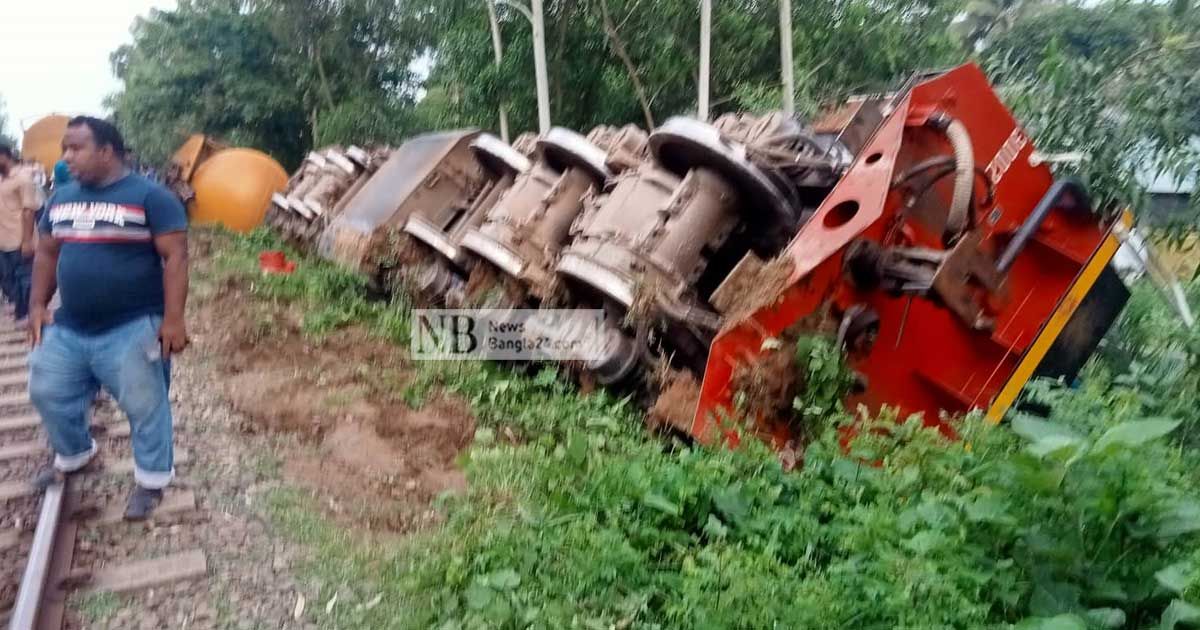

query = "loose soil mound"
[
  {"left": 729, "top": 347, "right": 799, "bottom": 422},
  {"left": 191, "top": 237, "right": 476, "bottom": 534},
  {"left": 647, "top": 371, "right": 701, "bottom": 434}
]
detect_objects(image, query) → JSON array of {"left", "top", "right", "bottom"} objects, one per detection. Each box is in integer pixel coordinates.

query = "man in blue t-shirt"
[{"left": 27, "top": 116, "right": 190, "bottom": 520}]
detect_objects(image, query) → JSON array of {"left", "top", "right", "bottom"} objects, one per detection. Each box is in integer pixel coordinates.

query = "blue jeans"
[
  {"left": 0, "top": 250, "right": 32, "bottom": 319},
  {"left": 29, "top": 314, "right": 174, "bottom": 488},
  {"left": 12, "top": 253, "right": 31, "bottom": 320}
]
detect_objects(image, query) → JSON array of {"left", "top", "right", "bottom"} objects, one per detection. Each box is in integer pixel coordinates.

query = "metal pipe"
[
  {"left": 484, "top": 0, "right": 511, "bottom": 143},
  {"left": 698, "top": 0, "right": 711, "bottom": 120},
  {"left": 779, "top": 0, "right": 795, "bottom": 115},
  {"left": 996, "top": 179, "right": 1089, "bottom": 274},
  {"left": 10, "top": 479, "right": 68, "bottom": 630},
  {"left": 531, "top": 0, "right": 552, "bottom": 134}
]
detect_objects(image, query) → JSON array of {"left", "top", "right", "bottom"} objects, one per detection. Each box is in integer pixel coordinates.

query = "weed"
[
  {"left": 251, "top": 449, "right": 283, "bottom": 479},
  {"left": 267, "top": 488, "right": 345, "bottom": 548},
  {"left": 320, "top": 386, "right": 367, "bottom": 411},
  {"left": 250, "top": 309, "right": 276, "bottom": 343},
  {"left": 397, "top": 368, "right": 440, "bottom": 409},
  {"left": 73, "top": 592, "right": 121, "bottom": 623}
]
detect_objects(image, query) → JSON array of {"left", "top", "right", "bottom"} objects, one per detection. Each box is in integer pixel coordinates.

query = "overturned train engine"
[
  {"left": 687, "top": 64, "right": 1129, "bottom": 447},
  {"left": 266, "top": 63, "right": 1129, "bottom": 450}
]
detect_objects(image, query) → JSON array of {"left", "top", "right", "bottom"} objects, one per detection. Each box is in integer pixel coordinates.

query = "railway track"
[{"left": 0, "top": 315, "right": 207, "bottom": 630}]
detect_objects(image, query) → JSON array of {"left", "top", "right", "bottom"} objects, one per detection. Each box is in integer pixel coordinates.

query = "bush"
[
  {"left": 386, "top": 374, "right": 1200, "bottom": 629},
  {"left": 1093, "top": 276, "right": 1200, "bottom": 446}
]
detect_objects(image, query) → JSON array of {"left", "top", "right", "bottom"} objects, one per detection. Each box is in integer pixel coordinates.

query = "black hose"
[{"left": 905, "top": 165, "right": 996, "bottom": 212}]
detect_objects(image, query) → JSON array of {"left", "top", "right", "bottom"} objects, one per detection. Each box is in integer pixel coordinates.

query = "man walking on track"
[
  {"left": 0, "top": 145, "right": 39, "bottom": 323},
  {"left": 27, "top": 116, "right": 190, "bottom": 520}
]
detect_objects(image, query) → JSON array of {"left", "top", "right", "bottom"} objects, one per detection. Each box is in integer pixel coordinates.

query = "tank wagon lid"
[{"left": 328, "top": 129, "right": 481, "bottom": 235}]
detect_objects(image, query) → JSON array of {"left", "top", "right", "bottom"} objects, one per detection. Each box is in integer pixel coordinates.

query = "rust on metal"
[
  {"left": 319, "top": 130, "right": 486, "bottom": 275},
  {"left": 265, "top": 145, "right": 389, "bottom": 249},
  {"left": 163, "top": 134, "right": 227, "bottom": 204},
  {"left": 553, "top": 111, "right": 844, "bottom": 383}
]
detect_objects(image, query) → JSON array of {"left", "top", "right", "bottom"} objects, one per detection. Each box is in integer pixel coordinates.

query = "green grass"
[
  {"left": 211, "top": 584, "right": 235, "bottom": 629},
  {"left": 73, "top": 592, "right": 121, "bottom": 624},
  {"left": 200, "top": 228, "right": 412, "bottom": 344},
  {"left": 319, "top": 386, "right": 368, "bottom": 411},
  {"left": 198, "top": 227, "right": 1200, "bottom": 629},
  {"left": 265, "top": 488, "right": 395, "bottom": 627},
  {"left": 251, "top": 448, "right": 283, "bottom": 479}
]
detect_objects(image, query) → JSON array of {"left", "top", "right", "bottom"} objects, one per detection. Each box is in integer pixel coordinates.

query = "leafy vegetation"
[
  {"left": 203, "top": 228, "right": 1200, "bottom": 629},
  {"left": 0, "top": 95, "right": 15, "bottom": 148},
  {"left": 416, "top": 0, "right": 962, "bottom": 132},
  {"left": 389, "top": 372, "right": 1200, "bottom": 629},
  {"left": 204, "top": 228, "right": 413, "bottom": 342},
  {"left": 107, "top": 0, "right": 1200, "bottom": 221},
  {"left": 985, "top": 0, "right": 1200, "bottom": 220},
  {"left": 1092, "top": 280, "right": 1200, "bottom": 446},
  {"left": 72, "top": 592, "right": 121, "bottom": 625},
  {"left": 108, "top": 0, "right": 426, "bottom": 168}
]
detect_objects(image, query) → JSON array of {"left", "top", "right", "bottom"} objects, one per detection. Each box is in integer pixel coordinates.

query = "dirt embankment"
[{"left": 191, "top": 246, "right": 475, "bottom": 534}]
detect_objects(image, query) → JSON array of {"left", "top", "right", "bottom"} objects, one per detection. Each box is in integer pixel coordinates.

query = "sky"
[{"left": 0, "top": 0, "right": 177, "bottom": 144}]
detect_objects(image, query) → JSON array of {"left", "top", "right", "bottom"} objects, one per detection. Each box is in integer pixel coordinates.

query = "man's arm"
[
  {"left": 28, "top": 235, "right": 60, "bottom": 346},
  {"left": 20, "top": 210, "right": 36, "bottom": 258},
  {"left": 154, "top": 231, "right": 189, "bottom": 357},
  {"left": 18, "top": 177, "right": 39, "bottom": 258}
]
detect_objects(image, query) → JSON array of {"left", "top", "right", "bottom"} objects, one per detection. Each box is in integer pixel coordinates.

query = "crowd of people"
[{"left": 0, "top": 144, "right": 67, "bottom": 324}]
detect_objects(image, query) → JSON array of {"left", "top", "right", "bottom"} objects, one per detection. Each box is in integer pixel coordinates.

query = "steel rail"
[{"left": 8, "top": 478, "right": 67, "bottom": 630}]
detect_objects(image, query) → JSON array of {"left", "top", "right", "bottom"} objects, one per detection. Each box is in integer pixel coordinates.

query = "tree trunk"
[
  {"left": 779, "top": 0, "right": 795, "bottom": 115},
  {"left": 484, "top": 0, "right": 510, "bottom": 142},
  {"left": 531, "top": 0, "right": 552, "bottom": 133},
  {"left": 698, "top": 0, "right": 711, "bottom": 121},
  {"left": 598, "top": 0, "right": 656, "bottom": 130},
  {"left": 554, "top": 9, "right": 568, "bottom": 121},
  {"left": 312, "top": 43, "right": 337, "bottom": 113}
]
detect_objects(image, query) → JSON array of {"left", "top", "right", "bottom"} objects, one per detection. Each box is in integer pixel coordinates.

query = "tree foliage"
[
  {"left": 415, "top": 0, "right": 965, "bottom": 134},
  {"left": 247, "top": 0, "right": 426, "bottom": 146},
  {"left": 108, "top": 1, "right": 310, "bottom": 167},
  {"left": 0, "top": 95, "right": 16, "bottom": 148},
  {"left": 108, "top": 0, "right": 425, "bottom": 168},
  {"left": 106, "top": 0, "right": 1200, "bottom": 222},
  {"left": 980, "top": 1, "right": 1200, "bottom": 222}
]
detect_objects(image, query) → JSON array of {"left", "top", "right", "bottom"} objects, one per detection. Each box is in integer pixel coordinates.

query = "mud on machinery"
[{"left": 258, "top": 63, "right": 1132, "bottom": 450}]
